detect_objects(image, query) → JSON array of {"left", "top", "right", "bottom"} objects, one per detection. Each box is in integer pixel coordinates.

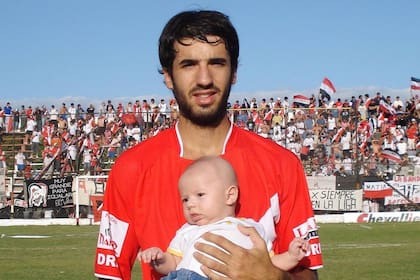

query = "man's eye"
[
  {"left": 210, "top": 58, "right": 227, "bottom": 66},
  {"left": 181, "top": 63, "right": 194, "bottom": 68}
]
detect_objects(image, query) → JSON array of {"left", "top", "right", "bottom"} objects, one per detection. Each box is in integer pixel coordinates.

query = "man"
[{"left": 94, "top": 10, "right": 322, "bottom": 280}]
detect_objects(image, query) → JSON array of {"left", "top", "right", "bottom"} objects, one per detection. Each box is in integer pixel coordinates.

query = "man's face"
[{"left": 163, "top": 36, "right": 236, "bottom": 127}]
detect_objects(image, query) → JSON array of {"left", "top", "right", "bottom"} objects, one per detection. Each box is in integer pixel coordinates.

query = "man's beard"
[{"left": 173, "top": 83, "right": 231, "bottom": 127}]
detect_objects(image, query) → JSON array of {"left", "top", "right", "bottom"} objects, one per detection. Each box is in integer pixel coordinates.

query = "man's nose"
[{"left": 196, "top": 65, "right": 213, "bottom": 86}]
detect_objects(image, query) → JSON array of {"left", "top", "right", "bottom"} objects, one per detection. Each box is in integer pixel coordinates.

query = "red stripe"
[
  {"left": 381, "top": 150, "right": 402, "bottom": 163},
  {"left": 363, "top": 189, "right": 393, "bottom": 199},
  {"left": 322, "top": 78, "right": 336, "bottom": 93}
]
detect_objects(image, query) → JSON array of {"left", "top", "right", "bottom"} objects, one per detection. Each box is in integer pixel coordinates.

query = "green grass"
[
  {"left": 318, "top": 223, "right": 420, "bottom": 280},
  {"left": 0, "top": 223, "right": 419, "bottom": 279},
  {"left": 0, "top": 225, "right": 141, "bottom": 280}
]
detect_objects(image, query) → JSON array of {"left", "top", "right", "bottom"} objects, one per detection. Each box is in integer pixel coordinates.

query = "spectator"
[
  {"left": 13, "top": 108, "right": 20, "bottom": 132},
  {"left": 158, "top": 99, "right": 168, "bottom": 125},
  {"left": 43, "top": 152, "right": 55, "bottom": 179},
  {"left": 19, "top": 105, "right": 27, "bottom": 132},
  {"left": 59, "top": 103, "right": 68, "bottom": 121},
  {"left": 0, "top": 107, "right": 4, "bottom": 132},
  {"left": 0, "top": 148, "right": 7, "bottom": 174},
  {"left": 82, "top": 149, "right": 92, "bottom": 175},
  {"left": 31, "top": 127, "right": 41, "bottom": 159},
  {"left": 49, "top": 105, "right": 58, "bottom": 127},
  {"left": 76, "top": 104, "right": 85, "bottom": 119},
  {"left": 14, "top": 146, "right": 26, "bottom": 176},
  {"left": 407, "top": 119, "right": 418, "bottom": 150},
  {"left": 68, "top": 103, "right": 77, "bottom": 124},
  {"left": 396, "top": 137, "right": 408, "bottom": 156}
]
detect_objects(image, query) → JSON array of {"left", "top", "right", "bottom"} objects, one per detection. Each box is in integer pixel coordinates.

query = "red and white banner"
[
  {"left": 384, "top": 175, "right": 420, "bottom": 205},
  {"left": 363, "top": 181, "right": 393, "bottom": 198}
]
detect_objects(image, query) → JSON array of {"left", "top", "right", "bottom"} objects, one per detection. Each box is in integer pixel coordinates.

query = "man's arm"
[{"left": 193, "top": 227, "right": 318, "bottom": 280}]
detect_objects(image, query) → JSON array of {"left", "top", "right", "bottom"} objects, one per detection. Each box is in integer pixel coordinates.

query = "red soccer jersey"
[{"left": 94, "top": 124, "right": 323, "bottom": 280}]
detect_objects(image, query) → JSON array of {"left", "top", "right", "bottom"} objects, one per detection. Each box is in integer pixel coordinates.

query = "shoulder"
[
  {"left": 110, "top": 128, "right": 178, "bottom": 177},
  {"left": 229, "top": 126, "right": 300, "bottom": 163}
]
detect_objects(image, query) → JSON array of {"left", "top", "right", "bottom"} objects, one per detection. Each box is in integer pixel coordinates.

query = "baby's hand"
[
  {"left": 289, "top": 237, "right": 310, "bottom": 261},
  {"left": 138, "top": 247, "right": 164, "bottom": 264}
]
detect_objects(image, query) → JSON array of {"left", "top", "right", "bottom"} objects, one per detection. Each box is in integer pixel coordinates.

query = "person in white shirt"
[
  {"left": 82, "top": 149, "right": 92, "bottom": 175},
  {"left": 340, "top": 130, "right": 352, "bottom": 158},
  {"left": 49, "top": 105, "right": 58, "bottom": 127},
  {"left": 158, "top": 99, "right": 168, "bottom": 125},
  {"left": 25, "top": 116, "right": 37, "bottom": 145},
  {"left": 14, "top": 147, "right": 26, "bottom": 175},
  {"left": 67, "top": 140, "right": 78, "bottom": 172},
  {"left": 394, "top": 125, "right": 405, "bottom": 142},
  {"left": 31, "top": 127, "right": 41, "bottom": 158},
  {"left": 396, "top": 138, "right": 408, "bottom": 156},
  {"left": 68, "top": 119, "right": 78, "bottom": 136},
  {"left": 392, "top": 96, "right": 404, "bottom": 110},
  {"left": 327, "top": 114, "right": 336, "bottom": 131},
  {"left": 68, "top": 103, "right": 77, "bottom": 125},
  {"left": 342, "top": 155, "right": 353, "bottom": 175},
  {"left": 383, "top": 136, "right": 396, "bottom": 151}
]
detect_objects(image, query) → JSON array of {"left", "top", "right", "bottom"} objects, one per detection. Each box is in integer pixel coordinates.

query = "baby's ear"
[{"left": 226, "top": 185, "right": 239, "bottom": 205}]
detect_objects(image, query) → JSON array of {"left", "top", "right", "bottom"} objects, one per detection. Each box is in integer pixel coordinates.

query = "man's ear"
[
  {"left": 226, "top": 185, "right": 239, "bottom": 206},
  {"left": 163, "top": 69, "right": 174, "bottom": 90},
  {"left": 231, "top": 71, "right": 237, "bottom": 85}
]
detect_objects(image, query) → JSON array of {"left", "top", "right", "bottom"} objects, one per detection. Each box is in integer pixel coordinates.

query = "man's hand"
[{"left": 193, "top": 225, "right": 289, "bottom": 280}]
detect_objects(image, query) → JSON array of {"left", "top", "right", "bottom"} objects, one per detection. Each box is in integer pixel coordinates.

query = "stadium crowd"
[{"left": 1, "top": 91, "right": 420, "bottom": 179}]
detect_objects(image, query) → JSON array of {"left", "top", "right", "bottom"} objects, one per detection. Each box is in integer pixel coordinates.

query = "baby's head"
[{"left": 178, "top": 156, "right": 238, "bottom": 226}]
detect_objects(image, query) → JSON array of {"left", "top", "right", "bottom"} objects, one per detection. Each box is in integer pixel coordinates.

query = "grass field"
[{"left": 0, "top": 223, "right": 419, "bottom": 279}]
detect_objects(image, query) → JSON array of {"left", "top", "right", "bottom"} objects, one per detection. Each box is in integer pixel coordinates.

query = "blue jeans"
[{"left": 161, "top": 269, "right": 208, "bottom": 280}]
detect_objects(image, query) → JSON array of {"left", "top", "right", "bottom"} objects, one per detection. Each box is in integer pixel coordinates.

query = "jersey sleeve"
[
  {"left": 276, "top": 158, "right": 323, "bottom": 270},
  {"left": 94, "top": 161, "right": 140, "bottom": 280}
]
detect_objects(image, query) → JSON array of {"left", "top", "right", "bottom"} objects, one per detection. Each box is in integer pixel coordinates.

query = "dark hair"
[{"left": 158, "top": 10, "right": 239, "bottom": 76}]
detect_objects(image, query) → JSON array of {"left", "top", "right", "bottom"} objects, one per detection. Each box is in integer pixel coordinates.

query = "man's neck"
[{"left": 177, "top": 116, "right": 231, "bottom": 160}]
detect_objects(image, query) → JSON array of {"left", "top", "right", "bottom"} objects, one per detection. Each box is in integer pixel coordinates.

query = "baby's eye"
[
  {"left": 181, "top": 197, "right": 188, "bottom": 203},
  {"left": 197, "top": 193, "right": 205, "bottom": 197}
]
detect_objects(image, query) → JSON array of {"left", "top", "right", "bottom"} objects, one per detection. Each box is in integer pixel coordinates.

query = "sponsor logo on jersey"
[
  {"left": 293, "top": 217, "right": 322, "bottom": 256},
  {"left": 97, "top": 210, "right": 129, "bottom": 257}
]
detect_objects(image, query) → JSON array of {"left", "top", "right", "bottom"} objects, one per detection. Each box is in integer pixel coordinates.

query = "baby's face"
[{"left": 179, "top": 175, "right": 228, "bottom": 226}]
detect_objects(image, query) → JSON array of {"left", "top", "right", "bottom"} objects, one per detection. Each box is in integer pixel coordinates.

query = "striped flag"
[
  {"left": 332, "top": 127, "right": 345, "bottom": 143},
  {"left": 263, "top": 109, "right": 274, "bottom": 121},
  {"left": 357, "top": 120, "right": 372, "bottom": 138},
  {"left": 381, "top": 149, "right": 402, "bottom": 164},
  {"left": 251, "top": 110, "right": 259, "bottom": 122},
  {"left": 379, "top": 99, "right": 396, "bottom": 115},
  {"left": 319, "top": 77, "right": 336, "bottom": 101},
  {"left": 293, "top": 94, "right": 311, "bottom": 105},
  {"left": 411, "top": 77, "right": 420, "bottom": 91}
]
